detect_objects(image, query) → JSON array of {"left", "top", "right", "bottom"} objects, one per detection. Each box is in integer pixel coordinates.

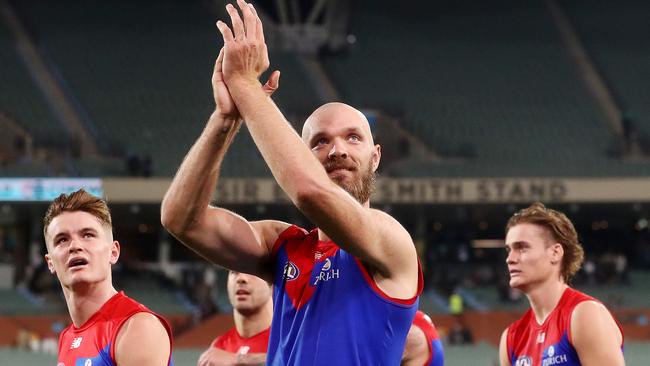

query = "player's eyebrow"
[{"left": 505, "top": 241, "right": 529, "bottom": 250}]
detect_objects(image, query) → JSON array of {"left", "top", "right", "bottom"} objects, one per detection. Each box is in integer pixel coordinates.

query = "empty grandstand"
[{"left": 0, "top": 0, "right": 649, "bottom": 365}]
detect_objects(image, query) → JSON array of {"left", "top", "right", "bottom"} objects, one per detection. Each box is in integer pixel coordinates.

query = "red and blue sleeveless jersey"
[
  {"left": 267, "top": 225, "right": 423, "bottom": 365},
  {"left": 506, "top": 287, "right": 623, "bottom": 366},
  {"left": 412, "top": 310, "right": 444, "bottom": 366},
  {"left": 57, "top": 291, "right": 174, "bottom": 366}
]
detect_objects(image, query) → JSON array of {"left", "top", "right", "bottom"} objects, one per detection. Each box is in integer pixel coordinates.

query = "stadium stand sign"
[{"left": 96, "top": 177, "right": 650, "bottom": 204}]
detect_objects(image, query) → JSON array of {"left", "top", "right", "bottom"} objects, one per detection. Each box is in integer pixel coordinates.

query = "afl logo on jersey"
[
  {"left": 283, "top": 261, "right": 300, "bottom": 281},
  {"left": 515, "top": 356, "right": 532, "bottom": 366}
]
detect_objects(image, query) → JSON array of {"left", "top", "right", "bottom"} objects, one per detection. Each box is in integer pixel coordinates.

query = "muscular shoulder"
[
  {"left": 368, "top": 208, "right": 413, "bottom": 247},
  {"left": 572, "top": 299, "right": 609, "bottom": 317},
  {"left": 570, "top": 300, "right": 622, "bottom": 346},
  {"left": 369, "top": 208, "right": 407, "bottom": 229},
  {"left": 570, "top": 300, "right": 624, "bottom": 364},
  {"left": 571, "top": 300, "right": 619, "bottom": 339},
  {"left": 251, "top": 220, "right": 292, "bottom": 248},
  {"left": 115, "top": 312, "right": 171, "bottom": 365}
]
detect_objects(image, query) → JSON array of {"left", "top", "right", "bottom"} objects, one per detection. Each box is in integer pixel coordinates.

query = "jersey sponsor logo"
[
  {"left": 542, "top": 345, "right": 568, "bottom": 366},
  {"left": 313, "top": 258, "right": 340, "bottom": 285},
  {"left": 514, "top": 356, "right": 532, "bottom": 366},
  {"left": 70, "top": 337, "right": 83, "bottom": 349},
  {"left": 322, "top": 258, "right": 332, "bottom": 271},
  {"left": 283, "top": 261, "right": 300, "bottom": 281}
]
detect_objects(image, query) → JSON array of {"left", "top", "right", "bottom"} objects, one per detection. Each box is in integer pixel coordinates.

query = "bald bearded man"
[{"left": 161, "top": 1, "right": 421, "bottom": 364}]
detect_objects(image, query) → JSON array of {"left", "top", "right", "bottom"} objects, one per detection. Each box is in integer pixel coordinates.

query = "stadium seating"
[
  {"left": 563, "top": 0, "right": 650, "bottom": 141},
  {"left": 459, "top": 270, "right": 650, "bottom": 313},
  {"left": 321, "top": 0, "right": 650, "bottom": 177},
  {"left": 0, "top": 289, "right": 66, "bottom": 315},
  {"left": 113, "top": 272, "right": 195, "bottom": 315},
  {"left": 9, "top": 0, "right": 321, "bottom": 177},
  {"left": 0, "top": 21, "right": 64, "bottom": 146}
]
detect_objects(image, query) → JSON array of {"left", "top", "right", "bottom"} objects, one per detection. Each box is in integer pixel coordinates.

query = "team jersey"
[
  {"left": 57, "top": 291, "right": 174, "bottom": 366},
  {"left": 212, "top": 326, "right": 270, "bottom": 355},
  {"left": 267, "top": 225, "right": 423, "bottom": 365},
  {"left": 412, "top": 310, "right": 444, "bottom": 366},
  {"left": 506, "top": 287, "right": 623, "bottom": 366}
]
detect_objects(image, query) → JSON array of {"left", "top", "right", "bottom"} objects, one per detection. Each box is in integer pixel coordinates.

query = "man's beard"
[{"left": 329, "top": 162, "right": 375, "bottom": 204}]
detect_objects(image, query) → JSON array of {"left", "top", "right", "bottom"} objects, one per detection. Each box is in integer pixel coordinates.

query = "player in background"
[
  {"left": 499, "top": 202, "right": 624, "bottom": 366},
  {"left": 161, "top": 1, "right": 422, "bottom": 364},
  {"left": 197, "top": 271, "right": 272, "bottom": 366},
  {"left": 44, "top": 189, "right": 173, "bottom": 365},
  {"left": 402, "top": 310, "right": 444, "bottom": 366}
]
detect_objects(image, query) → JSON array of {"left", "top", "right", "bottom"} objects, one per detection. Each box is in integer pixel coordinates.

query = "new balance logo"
[
  {"left": 537, "top": 332, "right": 546, "bottom": 343},
  {"left": 70, "top": 337, "right": 83, "bottom": 349}
]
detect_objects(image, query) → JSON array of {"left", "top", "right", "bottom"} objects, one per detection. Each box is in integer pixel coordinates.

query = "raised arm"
[
  {"left": 160, "top": 46, "right": 287, "bottom": 280},
  {"left": 216, "top": 0, "right": 418, "bottom": 298},
  {"left": 571, "top": 301, "right": 625, "bottom": 366}
]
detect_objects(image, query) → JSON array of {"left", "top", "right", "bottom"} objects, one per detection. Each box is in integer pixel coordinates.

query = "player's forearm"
[
  {"left": 161, "top": 112, "right": 239, "bottom": 234},
  {"left": 228, "top": 79, "right": 331, "bottom": 202}
]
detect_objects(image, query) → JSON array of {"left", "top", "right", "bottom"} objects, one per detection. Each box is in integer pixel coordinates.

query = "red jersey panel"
[
  {"left": 57, "top": 291, "right": 174, "bottom": 366},
  {"left": 412, "top": 310, "right": 444, "bottom": 366},
  {"left": 506, "top": 287, "right": 623, "bottom": 366},
  {"left": 212, "top": 326, "right": 270, "bottom": 355}
]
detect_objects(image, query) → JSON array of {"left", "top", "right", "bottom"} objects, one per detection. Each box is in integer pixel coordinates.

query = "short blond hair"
[
  {"left": 43, "top": 189, "right": 112, "bottom": 240},
  {"left": 506, "top": 202, "right": 584, "bottom": 283}
]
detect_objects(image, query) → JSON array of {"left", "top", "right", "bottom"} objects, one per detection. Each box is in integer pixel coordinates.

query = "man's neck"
[
  {"left": 525, "top": 279, "right": 568, "bottom": 325},
  {"left": 234, "top": 300, "right": 273, "bottom": 338},
  {"left": 63, "top": 282, "right": 118, "bottom": 328}
]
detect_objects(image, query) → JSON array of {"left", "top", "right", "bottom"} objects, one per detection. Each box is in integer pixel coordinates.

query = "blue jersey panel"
[{"left": 268, "top": 232, "right": 419, "bottom": 366}]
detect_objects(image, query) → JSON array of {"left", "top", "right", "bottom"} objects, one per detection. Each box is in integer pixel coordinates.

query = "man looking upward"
[{"left": 45, "top": 189, "right": 173, "bottom": 365}]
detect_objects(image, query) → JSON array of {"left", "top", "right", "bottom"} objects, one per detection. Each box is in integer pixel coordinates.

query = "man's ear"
[
  {"left": 45, "top": 253, "right": 56, "bottom": 274},
  {"left": 372, "top": 144, "right": 381, "bottom": 172},
  {"left": 110, "top": 241, "right": 120, "bottom": 265},
  {"left": 550, "top": 242, "right": 564, "bottom": 265}
]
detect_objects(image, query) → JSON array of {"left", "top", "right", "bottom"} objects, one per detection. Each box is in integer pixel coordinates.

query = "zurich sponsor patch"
[{"left": 543, "top": 344, "right": 568, "bottom": 366}]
